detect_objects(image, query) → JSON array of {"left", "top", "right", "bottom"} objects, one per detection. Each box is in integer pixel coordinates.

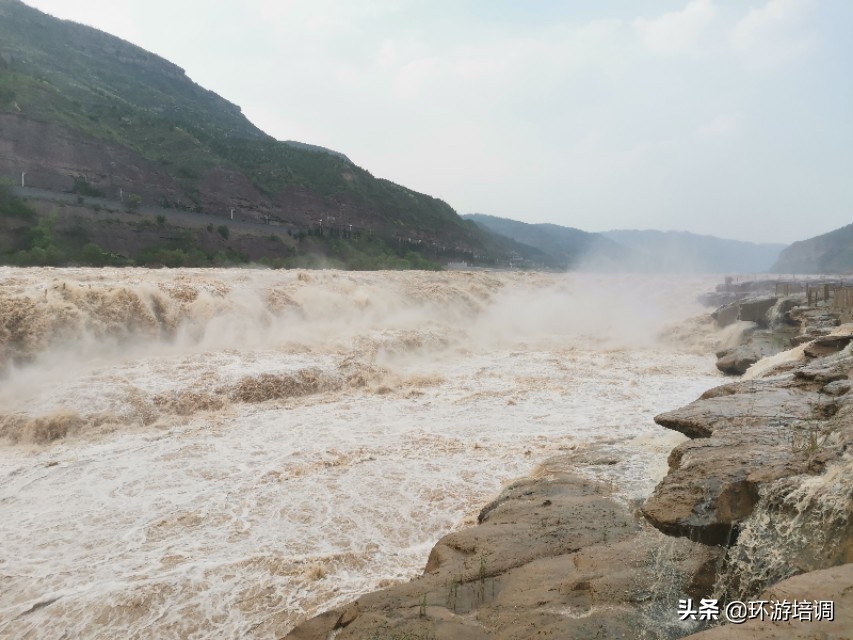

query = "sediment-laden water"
[{"left": 0, "top": 268, "right": 724, "bottom": 638}]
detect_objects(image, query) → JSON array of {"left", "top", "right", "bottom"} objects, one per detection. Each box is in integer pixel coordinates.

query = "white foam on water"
[
  {"left": 0, "top": 268, "right": 724, "bottom": 638},
  {"left": 743, "top": 344, "right": 806, "bottom": 380},
  {"left": 713, "top": 455, "right": 853, "bottom": 601}
]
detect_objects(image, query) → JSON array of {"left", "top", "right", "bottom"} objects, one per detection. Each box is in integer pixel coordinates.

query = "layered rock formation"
[
  {"left": 712, "top": 292, "right": 845, "bottom": 376},
  {"left": 644, "top": 338, "right": 853, "bottom": 549}
]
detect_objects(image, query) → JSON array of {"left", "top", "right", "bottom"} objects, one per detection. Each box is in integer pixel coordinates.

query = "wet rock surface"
[
  {"left": 699, "top": 280, "right": 781, "bottom": 310},
  {"left": 709, "top": 289, "right": 851, "bottom": 377},
  {"left": 285, "top": 290, "right": 853, "bottom": 640},
  {"left": 804, "top": 333, "right": 853, "bottom": 359},
  {"left": 286, "top": 454, "right": 719, "bottom": 640},
  {"left": 714, "top": 331, "right": 792, "bottom": 376},
  {"left": 644, "top": 346, "right": 853, "bottom": 546},
  {"left": 710, "top": 296, "right": 784, "bottom": 330},
  {"left": 794, "top": 308, "right": 843, "bottom": 345},
  {"left": 712, "top": 296, "right": 801, "bottom": 375},
  {"left": 682, "top": 563, "right": 853, "bottom": 639}
]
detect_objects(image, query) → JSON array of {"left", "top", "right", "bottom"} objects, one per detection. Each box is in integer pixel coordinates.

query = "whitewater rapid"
[{"left": 0, "top": 268, "right": 724, "bottom": 638}]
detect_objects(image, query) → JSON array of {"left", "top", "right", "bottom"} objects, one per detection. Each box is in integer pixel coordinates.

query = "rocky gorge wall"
[
  {"left": 0, "top": 113, "right": 191, "bottom": 208},
  {"left": 0, "top": 113, "right": 387, "bottom": 231}
]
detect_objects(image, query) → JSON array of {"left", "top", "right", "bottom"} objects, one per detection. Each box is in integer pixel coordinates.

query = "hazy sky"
[{"left": 23, "top": 0, "right": 853, "bottom": 244}]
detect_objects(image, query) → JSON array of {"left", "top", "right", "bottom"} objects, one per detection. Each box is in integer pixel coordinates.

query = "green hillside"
[{"left": 0, "top": 0, "right": 511, "bottom": 268}]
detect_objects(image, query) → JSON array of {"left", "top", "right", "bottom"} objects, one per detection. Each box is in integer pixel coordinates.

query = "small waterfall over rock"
[{"left": 713, "top": 455, "right": 853, "bottom": 603}]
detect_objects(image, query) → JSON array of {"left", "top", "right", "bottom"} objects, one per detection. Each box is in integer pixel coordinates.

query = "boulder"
[{"left": 715, "top": 345, "right": 762, "bottom": 376}]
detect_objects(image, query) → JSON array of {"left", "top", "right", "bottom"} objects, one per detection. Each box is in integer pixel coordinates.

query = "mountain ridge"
[
  {"left": 771, "top": 222, "right": 853, "bottom": 274},
  {"left": 464, "top": 214, "right": 627, "bottom": 270},
  {"left": 1, "top": 0, "right": 834, "bottom": 272},
  {"left": 601, "top": 228, "right": 786, "bottom": 273},
  {"left": 466, "top": 214, "right": 788, "bottom": 273},
  {"left": 0, "top": 0, "right": 519, "bottom": 268}
]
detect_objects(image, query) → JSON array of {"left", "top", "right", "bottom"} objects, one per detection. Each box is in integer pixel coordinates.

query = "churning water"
[{"left": 0, "top": 268, "right": 724, "bottom": 638}]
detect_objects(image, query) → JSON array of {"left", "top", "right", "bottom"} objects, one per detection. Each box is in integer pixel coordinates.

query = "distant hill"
[
  {"left": 0, "top": 0, "right": 513, "bottom": 268},
  {"left": 464, "top": 214, "right": 627, "bottom": 270},
  {"left": 601, "top": 230, "right": 787, "bottom": 273},
  {"left": 464, "top": 215, "right": 787, "bottom": 273},
  {"left": 771, "top": 223, "right": 853, "bottom": 274}
]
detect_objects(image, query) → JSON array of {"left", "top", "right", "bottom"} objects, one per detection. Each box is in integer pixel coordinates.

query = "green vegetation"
[
  {"left": 258, "top": 232, "right": 442, "bottom": 270},
  {"left": 788, "top": 417, "right": 836, "bottom": 459},
  {"left": 81, "top": 242, "right": 124, "bottom": 266},
  {"left": 0, "top": 0, "right": 512, "bottom": 268},
  {"left": 0, "top": 181, "right": 36, "bottom": 219},
  {"left": 0, "top": 199, "right": 450, "bottom": 269},
  {"left": 0, "top": 198, "right": 253, "bottom": 267},
  {"left": 7, "top": 214, "right": 67, "bottom": 265},
  {"left": 72, "top": 176, "right": 105, "bottom": 198},
  {"left": 0, "top": 85, "right": 14, "bottom": 107},
  {"left": 134, "top": 246, "right": 200, "bottom": 267}
]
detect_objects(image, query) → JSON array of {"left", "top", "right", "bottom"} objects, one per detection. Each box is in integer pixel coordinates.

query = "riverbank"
[{"left": 286, "top": 284, "right": 853, "bottom": 639}]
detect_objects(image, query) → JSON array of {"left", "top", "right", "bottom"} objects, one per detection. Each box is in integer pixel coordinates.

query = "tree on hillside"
[{"left": 125, "top": 193, "right": 142, "bottom": 212}]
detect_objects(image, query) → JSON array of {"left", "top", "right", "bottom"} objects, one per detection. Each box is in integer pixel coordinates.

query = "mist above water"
[{"left": 0, "top": 267, "right": 724, "bottom": 638}]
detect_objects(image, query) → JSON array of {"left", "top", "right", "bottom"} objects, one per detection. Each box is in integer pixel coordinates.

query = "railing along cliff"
[{"left": 833, "top": 287, "right": 853, "bottom": 323}]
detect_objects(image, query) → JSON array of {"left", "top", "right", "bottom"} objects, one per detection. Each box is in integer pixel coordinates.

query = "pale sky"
[{"left": 22, "top": 0, "right": 853, "bottom": 244}]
